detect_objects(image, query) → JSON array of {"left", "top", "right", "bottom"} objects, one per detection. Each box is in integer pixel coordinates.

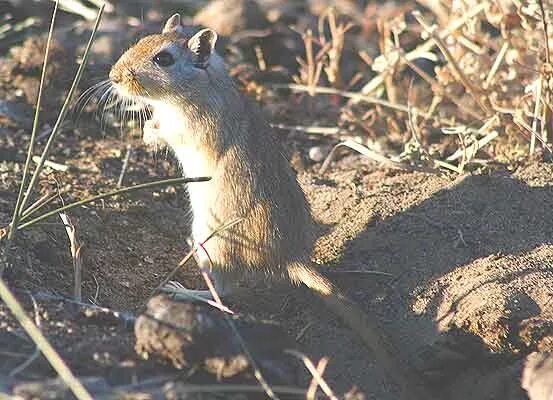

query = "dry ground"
[{"left": 2, "top": 129, "right": 553, "bottom": 398}]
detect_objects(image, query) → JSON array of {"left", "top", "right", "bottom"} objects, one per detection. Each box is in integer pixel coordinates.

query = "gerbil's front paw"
[{"left": 143, "top": 119, "right": 165, "bottom": 147}]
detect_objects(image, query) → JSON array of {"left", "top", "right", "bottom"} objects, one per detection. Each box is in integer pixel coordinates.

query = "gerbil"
[{"left": 109, "top": 14, "right": 430, "bottom": 399}]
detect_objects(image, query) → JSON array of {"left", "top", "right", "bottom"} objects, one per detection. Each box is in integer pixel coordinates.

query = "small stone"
[{"left": 309, "top": 146, "right": 325, "bottom": 162}]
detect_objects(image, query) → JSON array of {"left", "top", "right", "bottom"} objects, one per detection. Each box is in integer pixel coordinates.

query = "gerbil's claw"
[
  {"left": 162, "top": 281, "right": 214, "bottom": 301},
  {"left": 143, "top": 119, "right": 164, "bottom": 147}
]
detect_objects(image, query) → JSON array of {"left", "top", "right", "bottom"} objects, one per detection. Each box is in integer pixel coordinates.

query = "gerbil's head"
[{"left": 109, "top": 14, "right": 219, "bottom": 103}]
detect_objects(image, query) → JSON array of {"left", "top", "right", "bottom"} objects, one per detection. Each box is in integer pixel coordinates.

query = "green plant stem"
[
  {"left": 0, "top": 277, "right": 93, "bottom": 400},
  {"left": 18, "top": 3, "right": 105, "bottom": 217},
  {"left": 7, "top": 0, "right": 59, "bottom": 242},
  {"left": 17, "top": 177, "right": 210, "bottom": 232}
]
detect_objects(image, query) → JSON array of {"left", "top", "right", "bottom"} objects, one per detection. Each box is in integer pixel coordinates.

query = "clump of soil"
[{"left": 0, "top": 37, "right": 75, "bottom": 113}]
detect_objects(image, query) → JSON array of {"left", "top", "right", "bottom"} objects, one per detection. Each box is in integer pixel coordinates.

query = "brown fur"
[{"left": 109, "top": 21, "right": 431, "bottom": 400}]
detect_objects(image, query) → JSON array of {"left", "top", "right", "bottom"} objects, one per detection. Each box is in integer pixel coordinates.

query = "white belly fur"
[
  {"left": 152, "top": 103, "right": 215, "bottom": 243},
  {"left": 173, "top": 145, "right": 215, "bottom": 243}
]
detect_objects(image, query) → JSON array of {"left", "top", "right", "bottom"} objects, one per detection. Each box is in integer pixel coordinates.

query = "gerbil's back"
[{"left": 202, "top": 96, "right": 316, "bottom": 276}]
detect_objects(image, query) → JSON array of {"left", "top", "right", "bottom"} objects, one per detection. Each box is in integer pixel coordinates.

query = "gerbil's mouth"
[
  {"left": 109, "top": 82, "right": 149, "bottom": 109},
  {"left": 111, "top": 81, "right": 140, "bottom": 99}
]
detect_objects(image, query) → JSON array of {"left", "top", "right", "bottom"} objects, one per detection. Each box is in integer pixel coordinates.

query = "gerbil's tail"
[{"left": 287, "top": 263, "right": 433, "bottom": 400}]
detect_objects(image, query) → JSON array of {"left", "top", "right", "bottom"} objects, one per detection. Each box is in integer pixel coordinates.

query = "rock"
[
  {"left": 193, "top": 0, "right": 270, "bottom": 37},
  {"left": 135, "top": 295, "right": 299, "bottom": 385}
]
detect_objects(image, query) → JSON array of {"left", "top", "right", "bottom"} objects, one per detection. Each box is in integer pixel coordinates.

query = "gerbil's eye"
[{"left": 153, "top": 51, "right": 175, "bottom": 67}]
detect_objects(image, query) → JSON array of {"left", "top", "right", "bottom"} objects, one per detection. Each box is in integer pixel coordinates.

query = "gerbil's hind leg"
[
  {"left": 161, "top": 264, "right": 236, "bottom": 302},
  {"left": 162, "top": 281, "right": 213, "bottom": 300},
  {"left": 209, "top": 269, "right": 236, "bottom": 297}
]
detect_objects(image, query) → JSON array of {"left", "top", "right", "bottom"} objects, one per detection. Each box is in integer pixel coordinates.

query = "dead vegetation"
[{"left": 266, "top": 0, "right": 553, "bottom": 175}]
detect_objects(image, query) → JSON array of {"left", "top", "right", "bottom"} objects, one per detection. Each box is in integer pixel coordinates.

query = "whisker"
[
  {"left": 72, "top": 80, "right": 111, "bottom": 125},
  {"left": 99, "top": 86, "right": 115, "bottom": 132}
]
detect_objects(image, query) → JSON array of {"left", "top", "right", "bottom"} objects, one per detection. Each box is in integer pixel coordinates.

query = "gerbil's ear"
[
  {"left": 162, "top": 13, "right": 181, "bottom": 33},
  {"left": 188, "top": 28, "right": 217, "bottom": 68}
]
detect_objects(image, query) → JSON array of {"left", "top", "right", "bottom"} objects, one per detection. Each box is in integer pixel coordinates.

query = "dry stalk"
[
  {"left": 320, "top": 139, "right": 438, "bottom": 174},
  {"left": 412, "top": 11, "right": 492, "bottom": 116},
  {"left": 17, "top": 4, "right": 104, "bottom": 217},
  {"left": 150, "top": 217, "right": 241, "bottom": 305},
  {"left": 306, "top": 357, "right": 330, "bottom": 400},
  {"left": 377, "top": 18, "right": 398, "bottom": 105},
  {"left": 294, "top": 8, "right": 352, "bottom": 93},
  {"left": 7, "top": 0, "right": 60, "bottom": 245},
  {"left": 20, "top": 193, "right": 59, "bottom": 221},
  {"left": 484, "top": 42, "right": 509, "bottom": 89},
  {"left": 117, "top": 144, "right": 132, "bottom": 187},
  {"left": 398, "top": 52, "right": 483, "bottom": 120},
  {"left": 406, "top": 87, "right": 460, "bottom": 173},
  {"left": 9, "top": 293, "right": 41, "bottom": 376},
  {"left": 59, "top": 213, "right": 83, "bottom": 302},
  {"left": 14, "top": 177, "right": 210, "bottom": 232},
  {"left": 254, "top": 45, "right": 267, "bottom": 71},
  {"left": 293, "top": 28, "right": 325, "bottom": 96},
  {"left": 531, "top": 77, "right": 543, "bottom": 153},
  {"left": 272, "top": 83, "right": 428, "bottom": 116},
  {"left": 285, "top": 349, "right": 339, "bottom": 400},
  {"left": 0, "top": 277, "right": 93, "bottom": 400},
  {"left": 446, "top": 115, "right": 501, "bottom": 162},
  {"left": 318, "top": 8, "right": 354, "bottom": 89},
  {"left": 357, "top": 1, "right": 489, "bottom": 99},
  {"left": 270, "top": 123, "right": 341, "bottom": 136}
]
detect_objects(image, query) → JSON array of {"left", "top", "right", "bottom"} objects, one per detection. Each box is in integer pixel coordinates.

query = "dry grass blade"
[
  {"left": 56, "top": 0, "right": 97, "bottom": 20},
  {"left": 446, "top": 117, "right": 500, "bottom": 163},
  {"left": 14, "top": 176, "right": 210, "bottom": 232},
  {"left": 31, "top": 156, "right": 69, "bottom": 172},
  {"left": 223, "top": 314, "right": 280, "bottom": 400},
  {"left": 319, "top": 8, "right": 354, "bottom": 89},
  {"left": 272, "top": 83, "right": 427, "bottom": 116},
  {"left": 7, "top": 0, "right": 59, "bottom": 244},
  {"left": 0, "top": 277, "right": 93, "bottom": 400},
  {"left": 161, "top": 283, "right": 234, "bottom": 314},
  {"left": 270, "top": 123, "right": 340, "bottom": 136},
  {"left": 20, "top": 193, "right": 59, "bottom": 221},
  {"left": 285, "top": 350, "right": 338, "bottom": 400},
  {"left": 538, "top": 0, "right": 551, "bottom": 65},
  {"left": 405, "top": 83, "right": 465, "bottom": 173},
  {"left": 9, "top": 293, "right": 41, "bottom": 377},
  {"left": 195, "top": 262, "right": 280, "bottom": 399},
  {"left": 320, "top": 139, "right": 436, "bottom": 174},
  {"left": 59, "top": 213, "right": 83, "bottom": 302},
  {"left": 18, "top": 3, "right": 105, "bottom": 217},
  {"left": 484, "top": 42, "right": 509, "bottom": 89},
  {"left": 357, "top": 1, "right": 489, "bottom": 97},
  {"left": 117, "top": 144, "right": 132, "bottom": 187},
  {"left": 306, "top": 357, "right": 329, "bottom": 400},
  {"left": 412, "top": 11, "right": 491, "bottom": 116}
]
